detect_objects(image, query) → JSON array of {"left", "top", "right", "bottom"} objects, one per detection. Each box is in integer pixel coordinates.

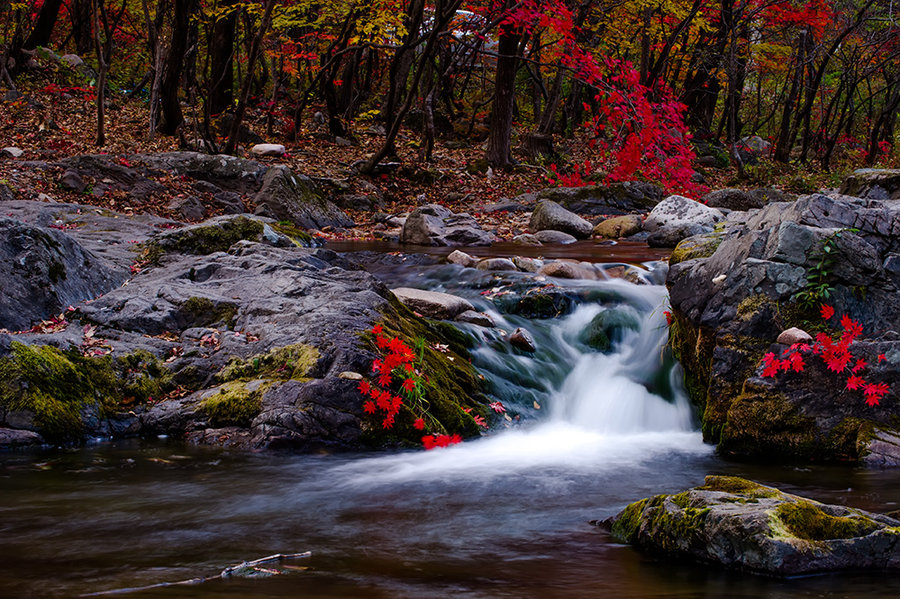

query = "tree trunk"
[
  {"left": 71, "top": 0, "right": 94, "bottom": 55},
  {"left": 157, "top": 0, "right": 199, "bottom": 136},
  {"left": 23, "top": 0, "right": 64, "bottom": 50},
  {"left": 774, "top": 31, "right": 806, "bottom": 163},
  {"left": 208, "top": 4, "right": 237, "bottom": 115},
  {"left": 485, "top": 23, "right": 522, "bottom": 168}
]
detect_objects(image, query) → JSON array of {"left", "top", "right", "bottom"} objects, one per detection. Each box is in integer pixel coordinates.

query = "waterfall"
[{"left": 334, "top": 271, "right": 711, "bottom": 485}]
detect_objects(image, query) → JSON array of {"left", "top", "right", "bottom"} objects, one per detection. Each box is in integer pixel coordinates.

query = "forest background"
[{"left": 1, "top": 0, "right": 899, "bottom": 224}]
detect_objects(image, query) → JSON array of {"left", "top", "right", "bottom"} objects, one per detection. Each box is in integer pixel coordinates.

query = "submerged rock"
[{"left": 607, "top": 476, "right": 900, "bottom": 576}]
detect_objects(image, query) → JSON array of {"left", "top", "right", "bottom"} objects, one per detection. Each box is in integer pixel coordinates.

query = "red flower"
[
  {"left": 369, "top": 387, "right": 381, "bottom": 400},
  {"left": 378, "top": 373, "right": 392, "bottom": 387},
  {"left": 382, "top": 415, "right": 394, "bottom": 429},
  {"left": 372, "top": 325, "right": 384, "bottom": 335},
  {"left": 358, "top": 381, "right": 371, "bottom": 395},
  {"left": 363, "top": 401, "right": 376, "bottom": 414},
  {"left": 878, "top": 354, "right": 886, "bottom": 362},
  {"left": 391, "top": 395, "right": 403, "bottom": 412},
  {"left": 402, "top": 378, "right": 416, "bottom": 392},
  {"left": 820, "top": 304, "right": 835, "bottom": 320},
  {"left": 422, "top": 435, "right": 436, "bottom": 450},
  {"left": 413, "top": 418, "right": 425, "bottom": 430}
]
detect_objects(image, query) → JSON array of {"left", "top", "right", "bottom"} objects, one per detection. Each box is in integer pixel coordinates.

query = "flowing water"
[{"left": 4, "top": 249, "right": 900, "bottom": 598}]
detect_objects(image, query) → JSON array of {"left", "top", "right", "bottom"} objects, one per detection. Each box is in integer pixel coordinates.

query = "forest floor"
[{"left": 0, "top": 78, "right": 871, "bottom": 242}]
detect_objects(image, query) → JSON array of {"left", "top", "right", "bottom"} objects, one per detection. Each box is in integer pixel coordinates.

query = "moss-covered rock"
[
  {"left": 218, "top": 344, "right": 319, "bottom": 382},
  {"left": 0, "top": 342, "right": 174, "bottom": 443},
  {"left": 579, "top": 309, "right": 641, "bottom": 352},
  {"left": 669, "top": 231, "right": 724, "bottom": 266},
  {"left": 200, "top": 380, "right": 269, "bottom": 427},
  {"left": 606, "top": 476, "right": 900, "bottom": 576},
  {"left": 149, "top": 215, "right": 265, "bottom": 258}
]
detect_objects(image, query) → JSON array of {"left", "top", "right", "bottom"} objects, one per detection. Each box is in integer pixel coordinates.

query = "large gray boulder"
[
  {"left": 643, "top": 195, "right": 724, "bottom": 233},
  {"left": 840, "top": 169, "right": 900, "bottom": 201},
  {"left": 529, "top": 200, "right": 593, "bottom": 239},
  {"left": 535, "top": 181, "right": 663, "bottom": 216},
  {"left": 391, "top": 287, "right": 474, "bottom": 319},
  {"left": 608, "top": 476, "right": 900, "bottom": 576},
  {"left": 667, "top": 191, "right": 900, "bottom": 464},
  {"left": 253, "top": 165, "right": 353, "bottom": 230},
  {"left": 702, "top": 188, "right": 784, "bottom": 211},
  {"left": 0, "top": 217, "right": 125, "bottom": 331},
  {"left": 400, "top": 204, "right": 494, "bottom": 246}
]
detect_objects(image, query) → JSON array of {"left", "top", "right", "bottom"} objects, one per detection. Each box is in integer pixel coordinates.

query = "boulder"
[
  {"left": 250, "top": 143, "right": 286, "bottom": 157},
  {"left": 390, "top": 287, "right": 474, "bottom": 320},
  {"left": 400, "top": 204, "right": 494, "bottom": 246},
  {"left": 538, "top": 261, "right": 596, "bottom": 280},
  {"left": 511, "top": 256, "right": 543, "bottom": 272},
  {"left": 593, "top": 215, "right": 642, "bottom": 239},
  {"left": 512, "top": 233, "right": 542, "bottom": 246},
  {"left": 455, "top": 310, "right": 494, "bottom": 327},
  {"left": 529, "top": 200, "right": 593, "bottom": 239},
  {"left": 167, "top": 195, "right": 207, "bottom": 221},
  {"left": 135, "top": 152, "right": 268, "bottom": 194},
  {"left": 666, "top": 192, "right": 900, "bottom": 463},
  {"left": 254, "top": 165, "right": 353, "bottom": 230},
  {"left": 777, "top": 327, "right": 813, "bottom": 345},
  {"left": 534, "top": 230, "right": 578, "bottom": 245},
  {"left": 840, "top": 169, "right": 900, "bottom": 201},
  {"left": 0, "top": 427, "right": 44, "bottom": 449},
  {"left": 1, "top": 147, "right": 24, "bottom": 159},
  {"left": 447, "top": 249, "right": 477, "bottom": 268},
  {"left": 647, "top": 223, "right": 707, "bottom": 248},
  {"left": 643, "top": 195, "right": 724, "bottom": 233},
  {"left": 0, "top": 217, "right": 126, "bottom": 331},
  {"left": 607, "top": 476, "right": 900, "bottom": 576},
  {"left": 476, "top": 258, "right": 518, "bottom": 272},
  {"left": 534, "top": 181, "right": 664, "bottom": 216},
  {"left": 509, "top": 328, "right": 536, "bottom": 352},
  {"left": 740, "top": 135, "right": 772, "bottom": 154},
  {"left": 702, "top": 188, "right": 763, "bottom": 211}
]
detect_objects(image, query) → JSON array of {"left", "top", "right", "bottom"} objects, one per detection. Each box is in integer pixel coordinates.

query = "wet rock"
[
  {"left": 643, "top": 195, "right": 724, "bottom": 233},
  {"left": 512, "top": 256, "right": 543, "bottom": 272},
  {"left": 593, "top": 215, "right": 642, "bottom": 239},
  {"left": 607, "top": 476, "right": 900, "bottom": 576},
  {"left": 254, "top": 165, "right": 353, "bottom": 230},
  {"left": 0, "top": 427, "right": 44, "bottom": 449},
  {"left": 861, "top": 429, "right": 900, "bottom": 467},
  {"left": 390, "top": 287, "right": 474, "bottom": 320},
  {"left": 400, "top": 204, "right": 494, "bottom": 246},
  {"left": 476, "top": 257, "right": 518, "bottom": 272},
  {"left": 538, "top": 261, "right": 595, "bottom": 280},
  {"left": 535, "top": 181, "right": 663, "bottom": 216},
  {"left": 447, "top": 249, "right": 477, "bottom": 268},
  {"left": 210, "top": 191, "right": 245, "bottom": 214},
  {"left": 529, "top": 200, "right": 593, "bottom": 239},
  {"left": 509, "top": 328, "right": 536, "bottom": 352},
  {"left": 534, "top": 230, "right": 577, "bottom": 244},
  {"left": 579, "top": 309, "right": 641, "bottom": 351},
  {"left": 455, "top": 310, "right": 494, "bottom": 327}
]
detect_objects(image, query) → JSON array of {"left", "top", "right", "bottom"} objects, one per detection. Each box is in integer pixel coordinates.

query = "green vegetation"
[
  {"left": 218, "top": 344, "right": 320, "bottom": 382},
  {"left": 200, "top": 381, "right": 268, "bottom": 427},
  {"left": 773, "top": 500, "right": 879, "bottom": 542}
]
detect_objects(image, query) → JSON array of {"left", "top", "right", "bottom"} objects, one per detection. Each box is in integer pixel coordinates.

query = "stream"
[{"left": 4, "top": 244, "right": 900, "bottom": 598}]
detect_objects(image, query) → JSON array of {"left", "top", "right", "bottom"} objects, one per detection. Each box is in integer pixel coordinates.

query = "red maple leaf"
[
  {"left": 363, "top": 401, "right": 376, "bottom": 414},
  {"left": 820, "top": 304, "right": 835, "bottom": 320},
  {"left": 845, "top": 375, "right": 866, "bottom": 391}
]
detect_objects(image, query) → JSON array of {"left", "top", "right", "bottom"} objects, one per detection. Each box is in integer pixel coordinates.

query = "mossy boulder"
[
  {"left": 579, "top": 309, "right": 641, "bottom": 352},
  {"left": 606, "top": 476, "right": 900, "bottom": 576},
  {"left": 0, "top": 342, "right": 173, "bottom": 443},
  {"left": 666, "top": 193, "right": 900, "bottom": 465},
  {"left": 149, "top": 215, "right": 270, "bottom": 257}
]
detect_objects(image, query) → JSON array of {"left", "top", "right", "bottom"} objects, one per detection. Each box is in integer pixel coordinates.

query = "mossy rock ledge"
[
  {"left": 666, "top": 189, "right": 900, "bottom": 465},
  {"left": 1, "top": 196, "right": 487, "bottom": 451},
  {"left": 606, "top": 476, "right": 900, "bottom": 576}
]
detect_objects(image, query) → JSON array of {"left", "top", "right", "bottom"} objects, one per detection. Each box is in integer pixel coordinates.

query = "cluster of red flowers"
[
  {"left": 359, "top": 325, "right": 462, "bottom": 449},
  {"left": 761, "top": 305, "right": 890, "bottom": 406}
]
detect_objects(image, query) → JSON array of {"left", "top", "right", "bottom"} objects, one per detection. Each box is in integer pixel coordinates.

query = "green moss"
[
  {"left": 579, "top": 309, "right": 640, "bottom": 352},
  {"left": 218, "top": 344, "right": 319, "bottom": 382},
  {"left": 610, "top": 497, "right": 651, "bottom": 542},
  {"left": 699, "top": 476, "right": 780, "bottom": 498},
  {"left": 200, "top": 381, "right": 266, "bottom": 427},
  {"left": 667, "top": 310, "right": 714, "bottom": 416},
  {"left": 669, "top": 232, "right": 723, "bottom": 267},
  {"left": 774, "top": 500, "right": 878, "bottom": 541},
  {"left": 271, "top": 222, "right": 315, "bottom": 247},
  {"left": 182, "top": 296, "right": 238, "bottom": 329},
  {"left": 611, "top": 493, "right": 710, "bottom": 552},
  {"left": 719, "top": 386, "right": 818, "bottom": 459},
  {"left": 826, "top": 418, "right": 878, "bottom": 461},
  {"left": 149, "top": 216, "right": 265, "bottom": 259},
  {"left": 359, "top": 297, "right": 488, "bottom": 447},
  {"left": 0, "top": 342, "right": 174, "bottom": 443},
  {"left": 736, "top": 294, "right": 774, "bottom": 320}
]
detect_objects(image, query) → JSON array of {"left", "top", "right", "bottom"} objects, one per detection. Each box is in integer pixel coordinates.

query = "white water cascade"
[{"left": 336, "top": 276, "right": 712, "bottom": 486}]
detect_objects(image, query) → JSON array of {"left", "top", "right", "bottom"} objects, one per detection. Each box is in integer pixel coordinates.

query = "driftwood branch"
[{"left": 80, "top": 552, "right": 312, "bottom": 597}]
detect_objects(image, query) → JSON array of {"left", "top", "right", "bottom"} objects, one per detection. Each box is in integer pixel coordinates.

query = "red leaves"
[
  {"left": 760, "top": 304, "right": 889, "bottom": 407},
  {"left": 422, "top": 434, "right": 463, "bottom": 450}
]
